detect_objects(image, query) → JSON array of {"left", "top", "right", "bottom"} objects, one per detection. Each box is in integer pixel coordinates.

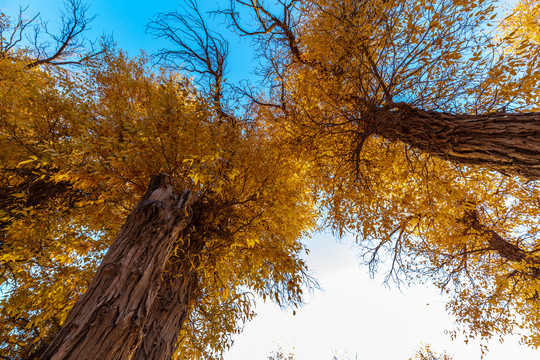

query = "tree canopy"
[
  {"left": 1, "top": 0, "right": 540, "bottom": 358},
  {"left": 212, "top": 0, "right": 540, "bottom": 348},
  {"left": 0, "top": 5, "right": 316, "bottom": 358}
]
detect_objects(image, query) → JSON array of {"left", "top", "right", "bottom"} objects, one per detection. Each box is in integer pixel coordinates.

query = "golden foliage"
[
  {"left": 409, "top": 344, "right": 455, "bottom": 360},
  {"left": 0, "top": 45, "right": 316, "bottom": 358},
  {"left": 231, "top": 0, "right": 540, "bottom": 348},
  {"left": 3, "top": 0, "right": 540, "bottom": 357}
]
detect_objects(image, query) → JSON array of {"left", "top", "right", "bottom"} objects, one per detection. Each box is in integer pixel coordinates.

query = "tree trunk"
[
  {"left": 376, "top": 109, "right": 540, "bottom": 180},
  {"left": 132, "top": 234, "right": 204, "bottom": 360},
  {"left": 40, "top": 175, "right": 193, "bottom": 360}
]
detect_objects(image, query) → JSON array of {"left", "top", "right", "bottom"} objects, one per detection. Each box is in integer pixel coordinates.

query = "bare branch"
[
  {"left": 147, "top": 0, "right": 236, "bottom": 123},
  {"left": 1, "top": 0, "right": 111, "bottom": 69},
  {"left": 220, "top": 0, "right": 304, "bottom": 63}
]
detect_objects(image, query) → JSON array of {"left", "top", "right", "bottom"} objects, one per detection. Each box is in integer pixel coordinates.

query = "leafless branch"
[
  {"left": 0, "top": 0, "right": 111, "bottom": 69},
  {"left": 147, "top": 0, "right": 236, "bottom": 123},
  {"left": 219, "top": 0, "right": 303, "bottom": 63}
]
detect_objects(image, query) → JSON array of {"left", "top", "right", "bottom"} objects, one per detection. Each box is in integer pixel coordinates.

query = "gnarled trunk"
[
  {"left": 131, "top": 266, "right": 197, "bottom": 360},
  {"left": 132, "top": 229, "right": 205, "bottom": 360},
  {"left": 40, "top": 175, "right": 193, "bottom": 360},
  {"left": 376, "top": 110, "right": 540, "bottom": 180}
]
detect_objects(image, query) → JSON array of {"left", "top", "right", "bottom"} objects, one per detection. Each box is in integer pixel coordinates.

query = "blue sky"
[
  {"left": 1, "top": 0, "right": 538, "bottom": 359},
  {"left": 1, "top": 0, "right": 254, "bottom": 82}
]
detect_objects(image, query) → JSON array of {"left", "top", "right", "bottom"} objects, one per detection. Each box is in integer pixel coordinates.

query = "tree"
[
  {"left": 0, "top": 0, "right": 112, "bottom": 265},
  {"left": 219, "top": 0, "right": 540, "bottom": 175},
  {"left": 4, "top": 0, "right": 540, "bottom": 358},
  {"left": 409, "top": 344, "right": 454, "bottom": 360},
  {"left": 0, "top": 3, "right": 114, "bottom": 357},
  {"left": 203, "top": 0, "right": 540, "bottom": 347},
  {"left": 266, "top": 345, "right": 453, "bottom": 360},
  {"left": 267, "top": 347, "right": 295, "bottom": 360},
  {"left": 0, "top": 6, "right": 316, "bottom": 360},
  {"left": 40, "top": 176, "right": 194, "bottom": 360},
  {"left": 0, "top": 0, "right": 109, "bottom": 68}
]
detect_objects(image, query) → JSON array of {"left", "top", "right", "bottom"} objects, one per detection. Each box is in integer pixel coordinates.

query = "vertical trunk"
[{"left": 40, "top": 175, "right": 193, "bottom": 360}]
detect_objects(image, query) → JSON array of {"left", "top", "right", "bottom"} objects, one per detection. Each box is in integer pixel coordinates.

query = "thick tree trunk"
[
  {"left": 132, "top": 248, "right": 201, "bottom": 360},
  {"left": 131, "top": 269, "right": 197, "bottom": 360},
  {"left": 376, "top": 109, "right": 540, "bottom": 180},
  {"left": 40, "top": 175, "right": 193, "bottom": 360}
]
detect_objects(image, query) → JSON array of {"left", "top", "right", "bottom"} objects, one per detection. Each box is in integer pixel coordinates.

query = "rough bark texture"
[
  {"left": 132, "top": 249, "right": 200, "bottom": 360},
  {"left": 40, "top": 175, "right": 193, "bottom": 360},
  {"left": 132, "top": 202, "right": 208, "bottom": 360},
  {"left": 376, "top": 109, "right": 540, "bottom": 180}
]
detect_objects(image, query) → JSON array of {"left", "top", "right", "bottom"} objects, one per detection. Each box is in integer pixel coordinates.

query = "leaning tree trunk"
[
  {"left": 132, "top": 223, "right": 207, "bottom": 360},
  {"left": 40, "top": 175, "right": 193, "bottom": 360},
  {"left": 376, "top": 109, "right": 540, "bottom": 180}
]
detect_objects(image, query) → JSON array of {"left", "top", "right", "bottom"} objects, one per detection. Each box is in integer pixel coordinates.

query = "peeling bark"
[
  {"left": 132, "top": 203, "right": 207, "bottom": 360},
  {"left": 40, "top": 175, "right": 193, "bottom": 360},
  {"left": 376, "top": 109, "right": 540, "bottom": 180}
]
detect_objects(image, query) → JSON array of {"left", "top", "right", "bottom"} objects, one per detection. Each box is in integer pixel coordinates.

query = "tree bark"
[
  {"left": 132, "top": 202, "right": 208, "bottom": 360},
  {"left": 40, "top": 175, "right": 193, "bottom": 360},
  {"left": 376, "top": 109, "right": 540, "bottom": 180},
  {"left": 131, "top": 247, "right": 201, "bottom": 360}
]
